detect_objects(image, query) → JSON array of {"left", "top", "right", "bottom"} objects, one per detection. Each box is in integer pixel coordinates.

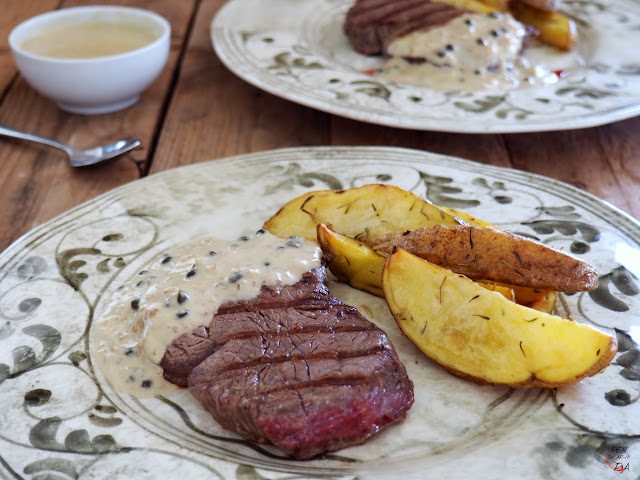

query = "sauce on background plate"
[{"left": 378, "top": 12, "right": 558, "bottom": 91}]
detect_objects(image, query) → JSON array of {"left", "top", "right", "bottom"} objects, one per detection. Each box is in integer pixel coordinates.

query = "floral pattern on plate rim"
[
  {"left": 0, "top": 146, "right": 639, "bottom": 479},
  {"left": 211, "top": 0, "right": 640, "bottom": 133}
]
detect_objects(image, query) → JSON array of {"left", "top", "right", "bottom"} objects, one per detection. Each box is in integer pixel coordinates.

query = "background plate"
[
  {"left": 211, "top": 0, "right": 640, "bottom": 133},
  {"left": 0, "top": 146, "right": 639, "bottom": 479}
]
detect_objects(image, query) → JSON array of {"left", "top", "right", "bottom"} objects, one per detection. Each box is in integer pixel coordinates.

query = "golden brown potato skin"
[
  {"left": 300, "top": 184, "right": 463, "bottom": 241},
  {"left": 262, "top": 184, "right": 465, "bottom": 242},
  {"left": 317, "top": 223, "right": 560, "bottom": 313},
  {"left": 382, "top": 248, "right": 617, "bottom": 388},
  {"left": 510, "top": 1, "right": 577, "bottom": 51},
  {"left": 370, "top": 225, "right": 598, "bottom": 292},
  {"left": 262, "top": 190, "right": 329, "bottom": 241},
  {"left": 316, "top": 223, "right": 386, "bottom": 297},
  {"left": 438, "top": 354, "right": 617, "bottom": 389}
]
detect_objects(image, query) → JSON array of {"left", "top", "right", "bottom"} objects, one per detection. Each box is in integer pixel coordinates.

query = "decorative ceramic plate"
[
  {"left": 211, "top": 0, "right": 640, "bottom": 133},
  {"left": 0, "top": 146, "right": 639, "bottom": 479}
]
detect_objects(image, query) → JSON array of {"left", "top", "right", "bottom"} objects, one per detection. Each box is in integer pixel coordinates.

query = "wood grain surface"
[{"left": 0, "top": 0, "right": 638, "bottom": 254}]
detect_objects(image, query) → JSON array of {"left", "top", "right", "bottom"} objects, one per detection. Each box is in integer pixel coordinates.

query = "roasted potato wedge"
[
  {"left": 369, "top": 225, "right": 598, "bottom": 292},
  {"left": 263, "top": 190, "right": 332, "bottom": 242},
  {"left": 264, "top": 184, "right": 466, "bottom": 242},
  {"left": 511, "top": 1, "right": 577, "bottom": 51},
  {"left": 382, "top": 248, "right": 617, "bottom": 387},
  {"left": 317, "top": 223, "right": 385, "bottom": 297},
  {"left": 267, "top": 185, "right": 568, "bottom": 311},
  {"left": 318, "top": 223, "right": 518, "bottom": 302},
  {"left": 301, "top": 184, "right": 464, "bottom": 241}
]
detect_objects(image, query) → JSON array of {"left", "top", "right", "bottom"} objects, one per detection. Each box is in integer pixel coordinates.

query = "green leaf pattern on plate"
[
  {"left": 0, "top": 147, "right": 638, "bottom": 478},
  {"left": 212, "top": 0, "right": 640, "bottom": 132}
]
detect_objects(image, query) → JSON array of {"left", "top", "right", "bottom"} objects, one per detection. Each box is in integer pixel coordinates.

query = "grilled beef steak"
[
  {"left": 344, "top": 0, "right": 465, "bottom": 55},
  {"left": 161, "top": 267, "right": 414, "bottom": 460}
]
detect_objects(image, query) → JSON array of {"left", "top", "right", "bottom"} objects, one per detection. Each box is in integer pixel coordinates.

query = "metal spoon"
[{"left": 0, "top": 125, "right": 141, "bottom": 167}]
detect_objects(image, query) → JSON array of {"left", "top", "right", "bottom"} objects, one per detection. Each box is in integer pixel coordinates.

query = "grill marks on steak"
[
  {"left": 162, "top": 304, "right": 377, "bottom": 387},
  {"left": 344, "top": 0, "right": 466, "bottom": 55},
  {"left": 162, "top": 268, "right": 334, "bottom": 386},
  {"left": 161, "top": 266, "right": 414, "bottom": 460},
  {"left": 190, "top": 350, "right": 409, "bottom": 458},
  {"left": 199, "top": 326, "right": 390, "bottom": 374}
]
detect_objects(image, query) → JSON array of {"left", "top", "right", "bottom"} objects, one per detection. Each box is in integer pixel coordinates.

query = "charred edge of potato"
[{"left": 369, "top": 225, "right": 598, "bottom": 292}]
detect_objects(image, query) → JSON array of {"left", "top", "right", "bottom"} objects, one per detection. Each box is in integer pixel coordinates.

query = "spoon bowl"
[
  {"left": 66, "top": 139, "right": 142, "bottom": 167},
  {"left": 0, "top": 125, "right": 141, "bottom": 167}
]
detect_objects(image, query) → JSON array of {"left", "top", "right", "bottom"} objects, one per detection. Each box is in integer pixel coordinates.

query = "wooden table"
[{"left": 1, "top": 0, "right": 639, "bottom": 254}]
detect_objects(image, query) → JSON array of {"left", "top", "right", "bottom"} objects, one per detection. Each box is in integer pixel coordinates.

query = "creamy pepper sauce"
[
  {"left": 377, "top": 12, "right": 557, "bottom": 91},
  {"left": 92, "top": 231, "right": 322, "bottom": 398},
  {"left": 21, "top": 22, "right": 159, "bottom": 58}
]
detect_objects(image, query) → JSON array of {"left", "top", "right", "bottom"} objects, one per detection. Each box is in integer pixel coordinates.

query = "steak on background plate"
[
  {"left": 344, "top": 0, "right": 465, "bottom": 55},
  {"left": 161, "top": 267, "right": 414, "bottom": 460}
]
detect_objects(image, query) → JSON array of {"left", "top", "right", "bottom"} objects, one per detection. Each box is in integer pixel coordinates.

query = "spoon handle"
[{"left": 0, "top": 125, "right": 73, "bottom": 155}]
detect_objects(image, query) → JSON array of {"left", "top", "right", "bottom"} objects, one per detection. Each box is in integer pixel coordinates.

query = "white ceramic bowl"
[{"left": 9, "top": 6, "right": 170, "bottom": 114}]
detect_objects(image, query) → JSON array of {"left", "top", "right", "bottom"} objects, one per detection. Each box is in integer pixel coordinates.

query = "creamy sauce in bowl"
[
  {"left": 20, "top": 22, "right": 160, "bottom": 58},
  {"left": 92, "top": 231, "right": 322, "bottom": 398},
  {"left": 378, "top": 12, "right": 557, "bottom": 91}
]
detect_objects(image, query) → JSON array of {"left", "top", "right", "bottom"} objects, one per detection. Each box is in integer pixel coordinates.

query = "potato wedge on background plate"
[
  {"left": 382, "top": 248, "right": 617, "bottom": 388},
  {"left": 511, "top": 1, "right": 577, "bottom": 51},
  {"left": 370, "top": 224, "right": 598, "bottom": 292},
  {"left": 435, "top": 0, "right": 497, "bottom": 13}
]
